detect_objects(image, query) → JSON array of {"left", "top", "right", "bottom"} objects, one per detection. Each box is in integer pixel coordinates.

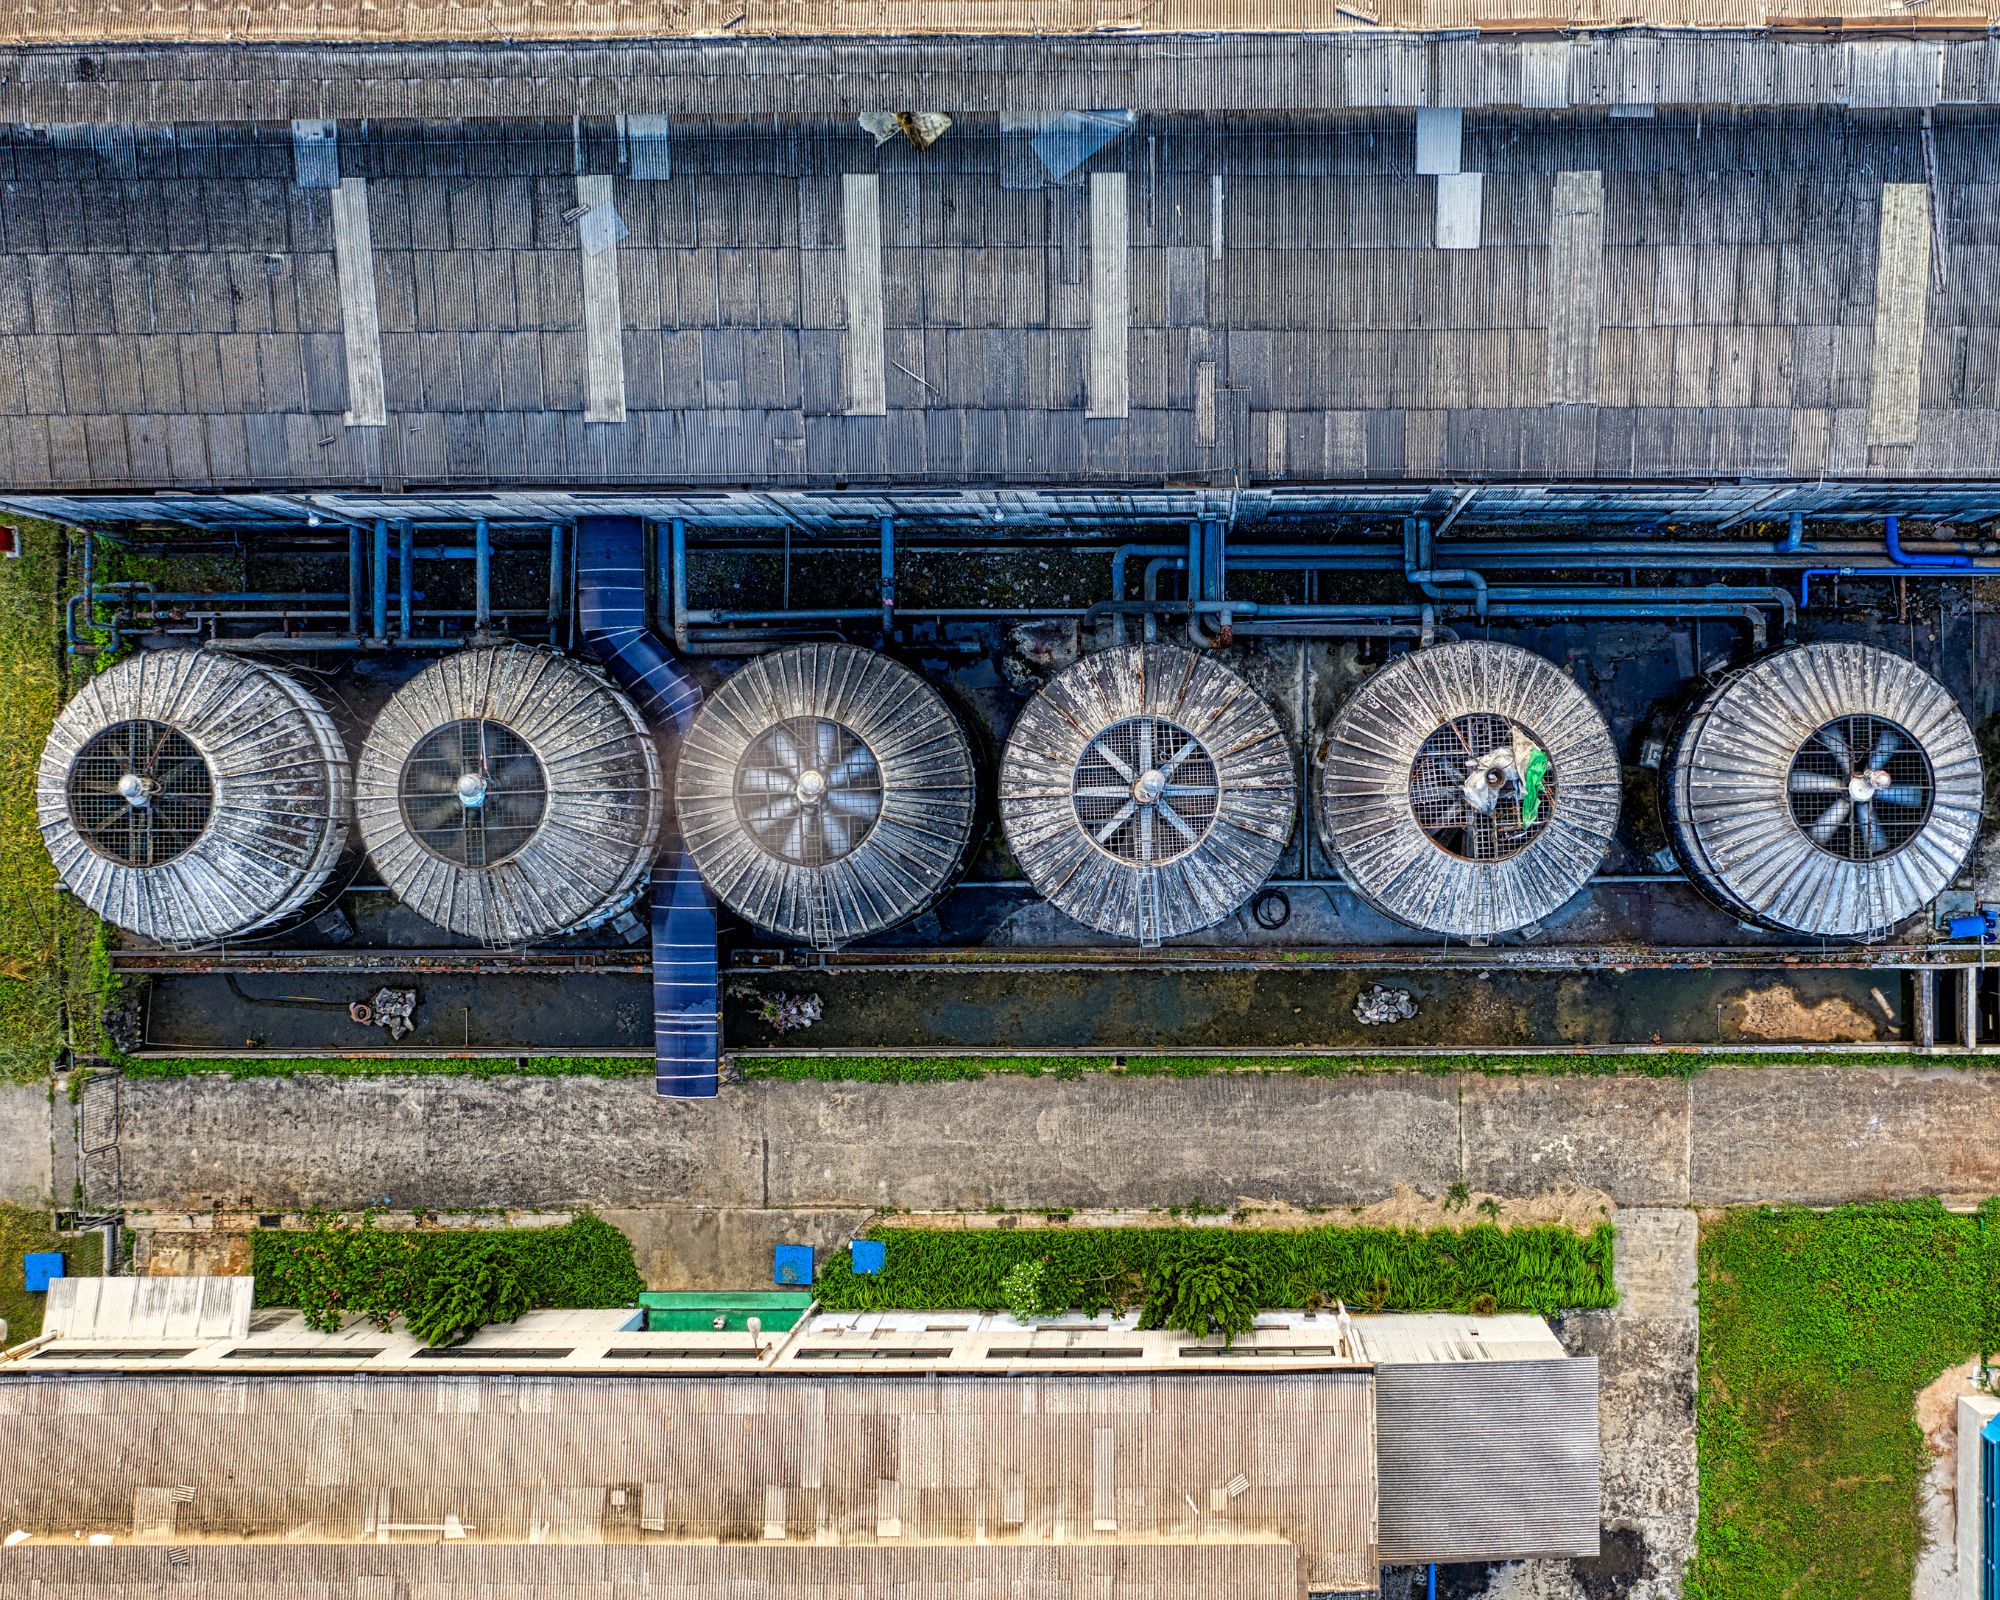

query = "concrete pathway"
[{"left": 93, "top": 1066, "right": 2000, "bottom": 1213}]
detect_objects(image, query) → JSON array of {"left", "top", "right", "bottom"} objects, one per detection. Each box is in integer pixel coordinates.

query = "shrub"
[
  {"left": 1138, "top": 1253, "right": 1262, "bottom": 1346},
  {"left": 814, "top": 1220, "right": 1617, "bottom": 1320},
  {"left": 252, "top": 1214, "right": 642, "bottom": 1341}
]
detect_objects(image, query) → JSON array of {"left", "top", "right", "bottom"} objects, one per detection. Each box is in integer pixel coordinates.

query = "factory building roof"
[
  {"left": 3, "top": 1289, "right": 1601, "bottom": 1597},
  {"left": 0, "top": 102, "right": 1996, "bottom": 495}
]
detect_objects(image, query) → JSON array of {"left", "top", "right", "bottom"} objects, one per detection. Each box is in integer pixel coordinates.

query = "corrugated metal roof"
[
  {"left": 1375, "top": 1355, "right": 1602, "bottom": 1563},
  {"left": 0, "top": 1369, "right": 1380, "bottom": 1592}
]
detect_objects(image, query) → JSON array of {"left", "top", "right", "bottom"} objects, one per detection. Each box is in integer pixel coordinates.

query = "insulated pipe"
[
  {"left": 371, "top": 519, "right": 389, "bottom": 642},
  {"left": 398, "top": 524, "right": 414, "bottom": 641},
  {"left": 473, "top": 519, "right": 492, "bottom": 632},
  {"left": 1885, "top": 514, "right": 1972, "bottom": 570},
  {"left": 1404, "top": 517, "right": 1489, "bottom": 619},
  {"left": 880, "top": 515, "right": 897, "bottom": 635},
  {"left": 547, "top": 523, "right": 566, "bottom": 644},
  {"left": 346, "top": 526, "right": 364, "bottom": 637}
]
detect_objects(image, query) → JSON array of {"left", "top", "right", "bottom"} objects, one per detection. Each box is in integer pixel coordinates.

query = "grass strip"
[
  {"left": 0, "top": 1203, "right": 105, "bottom": 1341},
  {"left": 1691, "top": 1199, "right": 2000, "bottom": 1600},
  {"left": 814, "top": 1219, "right": 1618, "bottom": 1319},
  {"left": 120, "top": 1055, "right": 654, "bottom": 1081},
  {"left": 735, "top": 1049, "right": 1993, "bottom": 1083},
  {"left": 0, "top": 520, "right": 104, "bottom": 1082}
]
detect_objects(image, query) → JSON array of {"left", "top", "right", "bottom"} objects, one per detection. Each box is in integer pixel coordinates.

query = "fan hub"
[
  {"left": 1132, "top": 768, "right": 1167, "bottom": 805},
  {"left": 455, "top": 771, "right": 488, "bottom": 809},
  {"left": 795, "top": 769, "right": 829, "bottom": 805},
  {"left": 116, "top": 772, "right": 154, "bottom": 807}
]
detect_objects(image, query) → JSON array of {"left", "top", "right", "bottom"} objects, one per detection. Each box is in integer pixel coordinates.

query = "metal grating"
[
  {"left": 735, "top": 716, "right": 884, "bottom": 868},
  {"left": 1318, "top": 642, "right": 1618, "bottom": 938},
  {"left": 1407, "top": 713, "right": 1554, "bottom": 866},
  {"left": 1001, "top": 644, "right": 1294, "bottom": 947},
  {"left": 66, "top": 720, "right": 214, "bottom": 868},
  {"left": 678, "top": 643, "right": 978, "bottom": 949},
  {"left": 1784, "top": 714, "right": 1933, "bottom": 863},
  {"left": 36, "top": 650, "right": 350, "bottom": 946},
  {"left": 1667, "top": 642, "right": 1982, "bottom": 939},
  {"left": 398, "top": 718, "right": 549, "bottom": 868},
  {"left": 1070, "top": 715, "right": 1219, "bottom": 867}
]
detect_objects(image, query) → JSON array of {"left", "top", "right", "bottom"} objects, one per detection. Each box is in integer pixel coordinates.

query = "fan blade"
[
  {"left": 1876, "top": 784, "right": 1926, "bottom": 808},
  {"left": 828, "top": 750, "right": 878, "bottom": 787},
  {"left": 1856, "top": 801, "right": 1889, "bottom": 857},
  {"left": 1815, "top": 725, "right": 1853, "bottom": 769},
  {"left": 1867, "top": 727, "right": 1904, "bottom": 769},
  {"left": 1093, "top": 800, "right": 1138, "bottom": 846},
  {"left": 1160, "top": 783, "right": 1217, "bottom": 799},
  {"left": 763, "top": 724, "right": 806, "bottom": 777},
  {"left": 815, "top": 718, "right": 837, "bottom": 771},
  {"left": 1809, "top": 798, "right": 1852, "bottom": 846},
  {"left": 1138, "top": 803, "right": 1155, "bottom": 861},
  {"left": 1156, "top": 799, "right": 1199, "bottom": 842},
  {"left": 1137, "top": 718, "right": 1155, "bottom": 773},
  {"left": 1088, "top": 739, "right": 1136, "bottom": 783},
  {"left": 1159, "top": 739, "right": 1198, "bottom": 779},
  {"left": 1074, "top": 785, "right": 1132, "bottom": 799},
  {"left": 1787, "top": 772, "right": 1845, "bottom": 795}
]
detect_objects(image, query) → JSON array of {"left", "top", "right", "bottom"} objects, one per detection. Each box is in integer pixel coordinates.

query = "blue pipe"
[
  {"left": 1428, "top": 1564, "right": 1437, "bottom": 1600},
  {"left": 346, "top": 527, "right": 363, "bottom": 636},
  {"left": 1405, "top": 518, "right": 1489, "bottom": 620},
  {"left": 473, "top": 519, "right": 492, "bottom": 632},
  {"left": 880, "top": 516, "right": 897, "bottom": 634},
  {"left": 1886, "top": 514, "right": 1971, "bottom": 570},
  {"left": 371, "top": 519, "right": 389, "bottom": 641},
  {"left": 398, "top": 524, "right": 413, "bottom": 640},
  {"left": 1778, "top": 512, "right": 1804, "bottom": 552}
]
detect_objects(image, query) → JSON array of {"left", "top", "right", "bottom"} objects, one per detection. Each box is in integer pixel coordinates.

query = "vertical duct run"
[{"left": 575, "top": 515, "right": 720, "bottom": 1099}]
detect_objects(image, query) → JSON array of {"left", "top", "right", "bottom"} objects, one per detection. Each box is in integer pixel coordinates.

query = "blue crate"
[
  {"left": 850, "top": 1239, "right": 886, "bottom": 1276},
  {"left": 23, "top": 1252, "right": 64, "bottom": 1293},
  {"left": 773, "top": 1244, "right": 813, "bottom": 1286}
]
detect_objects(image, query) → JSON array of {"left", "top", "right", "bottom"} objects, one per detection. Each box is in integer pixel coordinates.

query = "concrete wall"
[{"left": 102, "top": 1067, "right": 2000, "bottom": 1214}]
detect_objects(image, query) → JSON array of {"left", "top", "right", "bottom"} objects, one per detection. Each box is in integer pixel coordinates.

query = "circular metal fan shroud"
[
  {"left": 1000, "top": 644, "right": 1296, "bottom": 945},
  {"left": 36, "top": 650, "right": 350, "bottom": 945},
  {"left": 1317, "top": 642, "right": 1620, "bottom": 937},
  {"left": 356, "top": 646, "right": 663, "bottom": 943},
  {"left": 1666, "top": 643, "right": 1980, "bottom": 938},
  {"left": 677, "top": 644, "right": 979, "bottom": 947}
]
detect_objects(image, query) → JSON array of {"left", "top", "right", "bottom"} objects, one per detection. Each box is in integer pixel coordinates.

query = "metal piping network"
[{"left": 67, "top": 518, "right": 564, "bottom": 654}]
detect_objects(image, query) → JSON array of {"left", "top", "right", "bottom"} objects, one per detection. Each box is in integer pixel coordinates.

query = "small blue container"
[
  {"left": 850, "top": 1239, "right": 886, "bottom": 1276},
  {"left": 773, "top": 1244, "right": 814, "bottom": 1286},
  {"left": 23, "top": 1251, "right": 64, "bottom": 1293}
]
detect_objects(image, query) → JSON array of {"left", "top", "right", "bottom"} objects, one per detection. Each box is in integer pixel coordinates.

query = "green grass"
[
  {"left": 0, "top": 520, "right": 105, "bottom": 1081},
  {"left": 813, "top": 1219, "right": 1618, "bottom": 1319},
  {"left": 734, "top": 1049, "right": 1992, "bottom": 1084},
  {"left": 1691, "top": 1200, "right": 2000, "bottom": 1600},
  {"left": 120, "top": 1055, "right": 654, "bottom": 1081},
  {"left": 0, "top": 1203, "right": 105, "bottom": 1342}
]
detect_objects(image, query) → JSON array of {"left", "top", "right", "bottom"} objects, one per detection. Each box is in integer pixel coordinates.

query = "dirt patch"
[
  {"left": 1914, "top": 1357, "right": 1985, "bottom": 1600},
  {"left": 1732, "top": 983, "right": 1881, "bottom": 1042},
  {"left": 901, "top": 1183, "right": 1615, "bottom": 1236}
]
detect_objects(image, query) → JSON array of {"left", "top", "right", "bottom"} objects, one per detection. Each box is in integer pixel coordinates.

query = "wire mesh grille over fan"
[
  {"left": 1666, "top": 643, "right": 1980, "bottom": 938},
  {"left": 398, "top": 718, "right": 548, "bottom": 867},
  {"left": 356, "top": 646, "right": 663, "bottom": 943},
  {"left": 1001, "top": 644, "right": 1295, "bottom": 946},
  {"left": 36, "top": 650, "right": 350, "bottom": 945},
  {"left": 1317, "top": 642, "right": 1619, "bottom": 937},
  {"left": 677, "top": 644, "right": 978, "bottom": 948}
]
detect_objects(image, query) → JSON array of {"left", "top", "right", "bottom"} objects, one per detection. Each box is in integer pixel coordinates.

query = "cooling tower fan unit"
[
  {"left": 676, "top": 643, "right": 979, "bottom": 948},
  {"left": 1316, "top": 641, "right": 1620, "bottom": 937},
  {"left": 37, "top": 649, "right": 351, "bottom": 945},
  {"left": 355, "top": 645, "right": 664, "bottom": 943},
  {"left": 1665, "top": 642, "right": 1981, "bottom": 938},
  {"left": 1000, "top": 643, "right": 1296, "bottom": 946}
]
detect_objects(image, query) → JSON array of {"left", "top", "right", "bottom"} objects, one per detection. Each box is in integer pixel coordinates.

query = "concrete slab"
[
  {"left": 1087, "top": 172, "right": 1129, "bottom": 419},
  {"left": 840, "top": 174, "right": 886, "bottom": 417},
  {"left": 330, "top": 177, "right": 386, "bottom": 428},
  {"left": 0, "top": 1082, "right": 50, "bottom": 1206},
  {"left": 1689, "top": 1067, "right": 2000, "bottom": 1206},
  {"left": 1462, "top": 1073, "right": 1690, "bottom": 1208},
  {"left": 1866, "top": 182, "right": 1930, "bottom": 448}
]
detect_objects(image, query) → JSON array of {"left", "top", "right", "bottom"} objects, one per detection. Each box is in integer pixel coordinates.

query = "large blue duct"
[{"left": 574, "top": 515, "right": 720, "bottom": 1098}]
